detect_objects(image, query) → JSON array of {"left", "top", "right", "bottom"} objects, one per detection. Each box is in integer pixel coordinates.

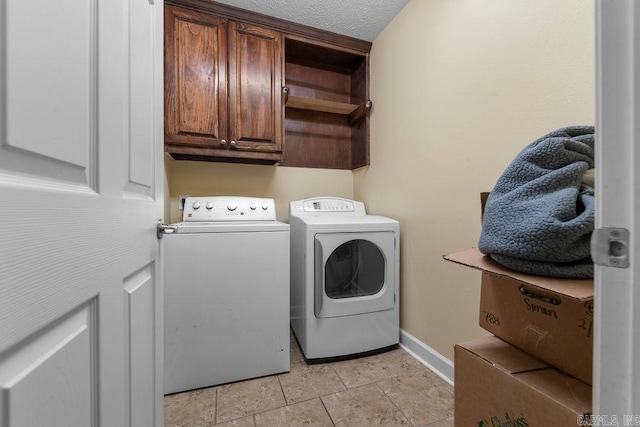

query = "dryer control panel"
[
  {"left": 289, "top": 197, "right": 366, "bottom": 217},
  {"left": 183, "top": 196, "right": 276, "bottom": 222}
]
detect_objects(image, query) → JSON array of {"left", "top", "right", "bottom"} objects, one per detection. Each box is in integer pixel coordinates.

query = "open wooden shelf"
[
  {"left": 286, "top": 95, "right": 358, "bottom": 115},
  {"left": 282, "top": 36, "right": 371, "bottom": 170},
  {"left": 284, "top": 91, "right": 372, "bottom": 125}
]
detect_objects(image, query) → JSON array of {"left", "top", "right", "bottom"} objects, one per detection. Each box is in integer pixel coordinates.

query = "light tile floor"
[{"left": 164, "top": 331, "right": 454, "bottom": 426}]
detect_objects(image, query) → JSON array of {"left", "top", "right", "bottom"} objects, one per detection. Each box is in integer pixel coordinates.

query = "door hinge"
[{"left": 591, "top": 227, "right": 630, "bottom": 268}]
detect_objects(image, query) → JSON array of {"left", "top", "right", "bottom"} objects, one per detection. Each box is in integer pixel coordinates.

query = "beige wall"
[
  {"left": 355, "top": 0, "right": 595, "bottom": 359},
  {"left": 165, "top": 0, "right": 595, "bottom": 362},
  {"left": 165, "top": 155, "right": 353, "bottom": 223}
]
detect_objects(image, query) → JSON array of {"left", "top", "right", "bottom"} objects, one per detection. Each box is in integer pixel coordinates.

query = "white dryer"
[
  {"left": 289, "top": 197, "right": 400, "bottom": 360},
  {"left": 164, "top": 196, "right": 290, "bottom": 394}
]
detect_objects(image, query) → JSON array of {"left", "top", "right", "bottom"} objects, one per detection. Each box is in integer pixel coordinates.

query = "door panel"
[
  {"left": 123, "top": 265, "right": 156, "bottom": 427},
  {"left": 127, "top": 0, "right": 158, "bottom": 198},
  {"left": 2, "top": 0, "right": 96, "bottom": 189},
  {"left": 0, "top": 302, "right": 97, "bottom": 426}
]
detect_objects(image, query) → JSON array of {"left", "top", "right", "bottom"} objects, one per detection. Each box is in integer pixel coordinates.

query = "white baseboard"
[{"left": 399, "top": 329, "right": 454, "bottom": 385}]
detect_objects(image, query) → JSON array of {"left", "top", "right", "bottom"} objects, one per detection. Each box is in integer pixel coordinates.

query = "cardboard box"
[
  {"left": 445, "top": 247, "right": 594, "bottom": 385},
  {"left": 455, "top": 336, "right": 592, "bottom": 427}
]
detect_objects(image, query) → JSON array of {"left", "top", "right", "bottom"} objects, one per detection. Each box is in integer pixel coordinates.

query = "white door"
[
  {"left": 0, "top": 0, "right": 164, "bottom": 426},
  {"left": 594, "top": 0, "right": 640, "bottom": 419}
]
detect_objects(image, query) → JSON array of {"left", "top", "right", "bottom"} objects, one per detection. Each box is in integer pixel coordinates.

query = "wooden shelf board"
[{"left": 286, "top": 96, "right": 358, "bottom": 115}]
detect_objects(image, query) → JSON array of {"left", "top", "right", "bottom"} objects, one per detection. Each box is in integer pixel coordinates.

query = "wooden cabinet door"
[
  {"left": 164, "top": 5, "right": 228, "bottom": 152},
  {"left": 227, "top": 22, "right": 284, "bottom": 155}
]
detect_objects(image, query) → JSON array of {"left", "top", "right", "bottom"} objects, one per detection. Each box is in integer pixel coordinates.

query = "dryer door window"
[
  {"left": 324, "top": 239, "right": 385, "bottom": 299},
  {"left": 314, "top": 231, "right": 396, "bottom": 318}
]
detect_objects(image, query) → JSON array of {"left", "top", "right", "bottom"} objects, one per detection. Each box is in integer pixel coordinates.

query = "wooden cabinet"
[
  {"left": 164, "top": 5, "right": 284, "bottom": 164},
  {"left": 164, "top": 1, "right": 371, "bottom": 169}
]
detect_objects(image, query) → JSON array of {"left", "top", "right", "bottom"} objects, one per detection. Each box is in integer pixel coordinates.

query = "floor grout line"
[
  {"left": 166, "top": 334, "right": 454, "bottom": 427},
  {"left": 373, "top": 381, "right": 414, "bottom": 426}
]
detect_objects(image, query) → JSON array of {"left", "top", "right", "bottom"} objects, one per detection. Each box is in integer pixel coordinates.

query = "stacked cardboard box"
[
  {"left": 445, "top": 247, "right": 594, "bottom": 385},
  {"left": 444, "top": 195, "right": 593, "bottom": 426},
  {"left": 454, "top": 336, "right": 592, "bottom": 426}
]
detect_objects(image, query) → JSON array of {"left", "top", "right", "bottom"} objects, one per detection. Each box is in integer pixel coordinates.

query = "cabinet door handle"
[
  {"left": 220, "top": 139, "right": 227, "bottom": 147},
  {"left": 230, "top": 140, "right": 236, "bottom": 147}
]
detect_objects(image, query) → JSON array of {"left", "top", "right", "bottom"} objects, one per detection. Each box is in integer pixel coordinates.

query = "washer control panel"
[{"left": 183, "top": 196, "right": 276, "bottom": 222}]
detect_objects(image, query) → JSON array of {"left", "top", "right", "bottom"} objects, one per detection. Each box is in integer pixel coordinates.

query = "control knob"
[
  {"left": 250, "top": 203, "right": 257, "bottom": 211},
  {"left": 262, "top": 204, "right": 269, "bottom": 211},
  {"left": 205, "top": 202, "right": 214, "bottom": 210},
  {"left": 192, "top": 202, "right": 201, "bottom": 210},
  {"left": 227, "top": 201, "right": 237, "bottom": 211}
]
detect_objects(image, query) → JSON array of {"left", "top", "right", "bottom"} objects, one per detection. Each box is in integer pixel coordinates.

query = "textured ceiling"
[{"left": 212, "top": 0, "right": 410, "bottom": 42}]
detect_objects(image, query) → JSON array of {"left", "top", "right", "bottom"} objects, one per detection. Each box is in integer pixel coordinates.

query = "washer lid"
[{"left": 169, "top": 221, "right": 289, "bottom": 234}]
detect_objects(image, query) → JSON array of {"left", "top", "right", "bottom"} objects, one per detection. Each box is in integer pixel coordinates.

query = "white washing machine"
[
  {"left": 163, "top": 196, "right": 290, "bottom": 394},
  {"left": 289, "top": 197, "right": 400, "bottom": 360}
]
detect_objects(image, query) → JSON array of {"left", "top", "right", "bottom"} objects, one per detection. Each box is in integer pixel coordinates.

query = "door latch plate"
[{"left": 591, "top": 227, "right": 630, "bottom": 268}]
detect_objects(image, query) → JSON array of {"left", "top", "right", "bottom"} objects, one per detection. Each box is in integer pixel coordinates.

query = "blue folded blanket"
[{"left": 478, "top": 126, "right": 595, "bottom": 279}]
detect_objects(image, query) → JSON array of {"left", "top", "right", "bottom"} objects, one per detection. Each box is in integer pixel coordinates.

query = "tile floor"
[{"left": 164, "top": 331, "right": 454, "bottom": 426}]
